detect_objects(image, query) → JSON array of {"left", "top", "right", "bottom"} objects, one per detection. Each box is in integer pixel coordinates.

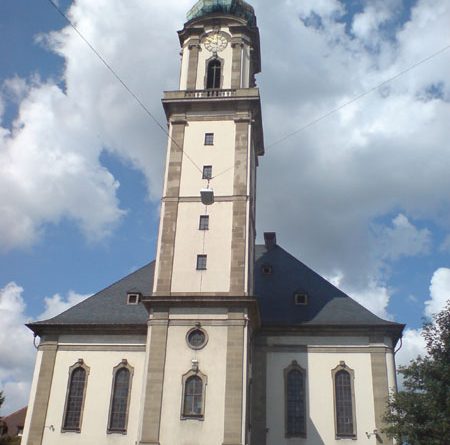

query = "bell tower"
[{"left": 139, "top": 1, "right": 264, "bottom": 444}]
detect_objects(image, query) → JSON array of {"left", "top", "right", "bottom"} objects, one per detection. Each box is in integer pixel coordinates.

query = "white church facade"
[{"left": 22, "top": 1, "right": 404, "bottom": 444}]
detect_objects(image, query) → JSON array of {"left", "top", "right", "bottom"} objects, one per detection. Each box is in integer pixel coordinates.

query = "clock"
[{"left": 204, "top": 33, "right": 228, "bottom": 53}]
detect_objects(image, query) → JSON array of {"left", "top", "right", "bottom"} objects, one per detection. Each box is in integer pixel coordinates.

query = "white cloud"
[
  {"left": 2, "top": 76, "right": 31, "bottom": 104},
  {"left": 0, "top": 0, "right": 449, "bottom": 315},
  {"left": 374, "top": 213, "right": 432, "bottom": 261},
  {"left": 0, "top": 0, "right": 449, "bottom": 413},
  {"left": 38, "top": 290, "right": 90, "bottom": 320},
  {"left": 326, "top": 271, "right": 392, "bottom": 319},
  {"left": 255, "top": 0, "right": 450, "bottom": 316},
  {"left": 0, "top": 81, "right": 126, "bottom": 251},
  {"left": 396, "top": 328, "right": 426, "bottom": 368},
  {"left": 0, "top": 282, "right": 90, "bottom": 415},
  {"left": 0, "top": 283, "right": 35, "bottom": 415},
  {"left": 347, "top": 282, "right": 392, "bottom": 319},
  {"left": 439, "top": 234, "right": 450, "bottom": 253},
  {"left": 425, "top": 268, "right": 450, "bottom": 317},
  {"left": 395, "top": 268, "right": 450, "bottom": 373},
  {"left": 0, "top": 0, "right": 193, "bottom": 252},
  {"left": 351, "top": 0, "right": 400, "bottom": 43},
  {"left": 0, "top": 96, "right": 4, "bottom": 122}
]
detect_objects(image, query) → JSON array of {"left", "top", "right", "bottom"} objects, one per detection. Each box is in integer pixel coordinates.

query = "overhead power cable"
[
  {"left": 266, "top": 43, "right": 450, "bottom": 149},
  {"left": 46, "top": 0, "right": 450, "bottom": 178},
  {"left": 45, "top": 0, "right": 204, "bottom": 175}
]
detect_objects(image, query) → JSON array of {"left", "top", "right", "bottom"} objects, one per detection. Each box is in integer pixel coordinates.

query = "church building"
[{"left": 22, "top": 1, "right": 404, "bottom": 444}]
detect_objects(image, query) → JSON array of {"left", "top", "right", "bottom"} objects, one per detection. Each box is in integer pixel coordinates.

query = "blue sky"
[{"left": 1, "top": 0, "right": 450, "bottom": 413}]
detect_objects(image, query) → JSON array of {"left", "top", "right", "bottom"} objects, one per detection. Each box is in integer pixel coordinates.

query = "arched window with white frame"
[
  {"left": 206, "top": 58, "right": 222, "bottom": 89},
  {"left": 332, "top": 361, "right": 357, "bottom": 438},
  {"left": 62, "top": 359, "right": 89, "bottom": 432},
  {"left": 108, "top": 360, "right": 133, "bottom": 433},
  {"left": 181, "top": 369, "right": 207, "bottom": 419},
  {"left": 284, "top": 360, "right": 307, "bottom": 437}
]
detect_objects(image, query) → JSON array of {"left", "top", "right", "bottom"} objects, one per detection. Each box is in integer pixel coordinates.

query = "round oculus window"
[{"left": 186, "top": 328, "right": 207, "bottom": 350}]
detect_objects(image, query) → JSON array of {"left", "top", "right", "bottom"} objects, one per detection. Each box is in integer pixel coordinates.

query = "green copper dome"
[{"left": 187, "top": 0, "right": 256, "bottom": 26}]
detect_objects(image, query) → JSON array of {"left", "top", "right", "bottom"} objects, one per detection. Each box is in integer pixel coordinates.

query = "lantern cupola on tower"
[
  {"left": 178, "top": 0, "right": 261, "bottom": 91},
  {"left": 187, "top": 0, "right": 257, "bottom": 26}
]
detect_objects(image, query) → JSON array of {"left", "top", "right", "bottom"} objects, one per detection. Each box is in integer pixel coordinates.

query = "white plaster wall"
[
  {"left": 386, "top": 350, "right": 397, "bottom": 393},
  {"left": 41, "top": 348, "right": 146, "bottom": 445},
  {"left": 266, "top": 349, "right": 377, "bottom": 445},
  {"left": 266, "top": 336, "right": 372, "bottom": 347},
  {"left": 242, "top": 44, "right": 251, "bottom": 88},
  {"left": 58, "top": 334, "right": 146, "bottom": 345},
  {"left": 171, "top": 201, "right": 233, "bottom": 293},
  {"left": 21, "top": 350, "right": 43, "bottom": 445},
  {"left": 179, "top": 46, "right": 189, "bottom": 90},
  {"left": 179, "top": 120, "right": 236, "bottom": 197},
  {"left": 159, "top": 324, "right": 228, "bottom": 445},
  {"left": 170, "top": 307, "right": 228, "bottom": 319}
]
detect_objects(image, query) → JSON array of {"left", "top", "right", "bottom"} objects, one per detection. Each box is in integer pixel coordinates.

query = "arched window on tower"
[
  {"left": 206, "top": 59, "right": 222, "bottom": 89},
  {"left": 63, "top": 360, "right": 89, "bottom": 431},
  {"left": 332, "top": 362, "right": 356, "bottom": 438},
  {"left": 108, "top": 360, "right": 133, "bottom": 433},
  {"left": 181, "top": 368, "right": 207, "bottom": 418},
  {"left": 184, "top": 375, "right": 203, "bottom": 416},
  {"left": 285, "top": 361, "right": 306, "bottom": 437}
]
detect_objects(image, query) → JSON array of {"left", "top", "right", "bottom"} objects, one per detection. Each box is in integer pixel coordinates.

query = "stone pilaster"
[
  {"left": 186, "top": 41, "right": 200, "bottom": 90},
  {"left": 139, "top": 310, "right": 169, "bottom": 445},
  {"left": 230, "top": 119, "right": 249, "bottom": 294},
  {"left": 231, "top": 40, "right": 243, "bottom": 89},
  {"left": 154, "top": 120, "right": 186, "bottom": 295},
  {"left": 250, "top": 346, "right": 267, "bottom": 445},
  {"left": 223, "top": 311, "right": 245, "bottom": 445},
  {"left": 26, "top": 340, "right": 58, "bottom": 445},
  {"left": 371, "top": 351, "right": 393, "bottom": 444}
]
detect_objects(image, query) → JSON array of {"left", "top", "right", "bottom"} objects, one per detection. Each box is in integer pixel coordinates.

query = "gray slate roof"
[
  {"left": 28, "top": 244, "right": 402, "bottom": 332},
  {"left": 254, "top": 245, "right": 400, "bottom": 327},
  {"left": 29, "top": 263, "right": 153, "bottom": 328}
]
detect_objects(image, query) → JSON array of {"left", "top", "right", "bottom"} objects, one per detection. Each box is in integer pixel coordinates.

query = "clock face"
[{"left": 204, "top": 33, "right": 228, "bottom": 53}]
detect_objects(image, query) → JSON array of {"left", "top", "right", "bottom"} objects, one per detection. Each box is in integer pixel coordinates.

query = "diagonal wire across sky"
[{"left": 45, "top": 0, "right": 450, "bottom": 179}]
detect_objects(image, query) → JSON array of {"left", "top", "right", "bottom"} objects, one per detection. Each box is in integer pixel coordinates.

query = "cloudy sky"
[{"left": 1, "top": 0, "right": 449, "bottom": 414}]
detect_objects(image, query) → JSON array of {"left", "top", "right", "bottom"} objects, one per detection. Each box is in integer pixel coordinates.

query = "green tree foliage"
[
  {"left": 384, "top": 301, "right": 450, "bottom": 445},
  {"left": 0, "top": 391, "right": 4, "bottom": 409}
]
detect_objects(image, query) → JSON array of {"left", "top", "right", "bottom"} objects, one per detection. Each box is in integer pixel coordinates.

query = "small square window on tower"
[
  {"left": 199, "top": 215, "right": 209, "bottom": 230},
  {"left": 196, "top": 255, "right": 207, "bottom": 270},
  {"left": 202, "top": 165, "right": 212, "bottom": 179},
  {"left": 204, "top": 133, "right": 214, "bottom": 145}
]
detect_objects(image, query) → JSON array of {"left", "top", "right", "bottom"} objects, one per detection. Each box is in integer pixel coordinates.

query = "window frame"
[
  {"left": 127, "top": 292, "right": 141, "bottom": 305},
  {"left": 204, "top": 56, "right": 223, "bottom": 90},
  {"left": 186, "top": 327, "right": 208, "bottom": 350},
  {"left": 202, "top": 165, "right": 212, "bottom": 180},
  {"left": 204, "top": 133, "right": 214, "bottom": 146},
  {"left": 196, "top": 254, "right": 207, "bottom": 270},
  {"left": 61, "top": 359, "right": 90, "bottom": 433},
  {"left": 294, "top": 292, "right": 308, "bottom": 305},
  {"left": 181, "top": 369, "right": 207, "bottom": 420},
  {"left": 107, "top": 359, "right": 134, "bottom": 434},
  {"left": 198, "top": 215, "right": 209, "bottom": 231},
  {"left": 284, "top": 360, "right": 307, "bottom": 438},
  {"left": 332, "top": 361, "right": 357, "bottom": 439}
]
